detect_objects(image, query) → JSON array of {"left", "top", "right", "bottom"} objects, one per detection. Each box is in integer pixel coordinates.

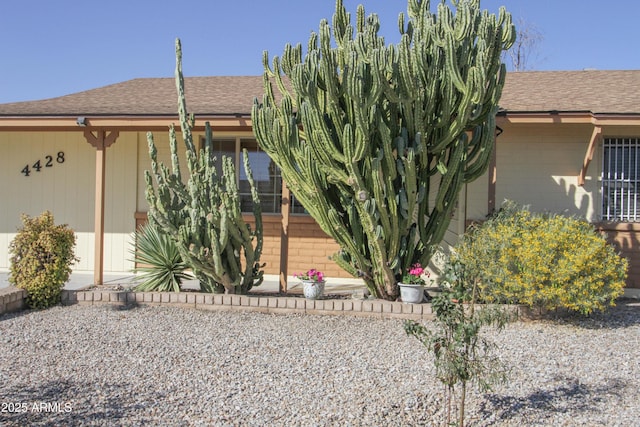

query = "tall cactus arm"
[
  {"left": 143, "top": 38, "right": 264, "bottom": 294},
  {"left": 252, "top": 0, "right": 514, "bottom": 300}
]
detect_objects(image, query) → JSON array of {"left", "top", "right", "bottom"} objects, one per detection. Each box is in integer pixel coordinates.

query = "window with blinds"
[{"left": 602, "top": 138, "right": 640, "bottom": 221}]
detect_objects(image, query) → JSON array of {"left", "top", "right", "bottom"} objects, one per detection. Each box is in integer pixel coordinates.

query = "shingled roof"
[
  {"left": 0, "top": 70, "right": 639, "bottom": 117},
  {"left": 499, "top": 70, "right": 640, "bottom": 115},
  {"left": 0, "top": 76, "right": 267, "bottom": 116}
]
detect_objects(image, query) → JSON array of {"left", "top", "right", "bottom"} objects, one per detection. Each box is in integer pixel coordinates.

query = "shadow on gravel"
[
  {"left": 552, "top": 299, "right": 640, "bottom": 330},
  {"left": 0, "top": 301, "right": 144, "bottom": 322},
  {"left": 0, "top": 308, "right": 34, "bottom": 322},
  {"left": 479, "top": 377, "right": 628, "bottom": 423},
  {"left": 0, "top": 379, "right": 162, "bottom": 426}
]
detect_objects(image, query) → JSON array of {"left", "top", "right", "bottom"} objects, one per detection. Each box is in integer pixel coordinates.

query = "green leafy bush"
[
  {"left": 9, "top": 211, "right": 77, "bottom": 309},
  {"left": 131, "top": 223, "right": 192, "bottom": 292},
  {"left": 454, "top": 201, "right": 628, "bottom": 315}
]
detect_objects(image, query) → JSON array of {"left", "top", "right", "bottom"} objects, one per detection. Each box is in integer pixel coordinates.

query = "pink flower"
[
  {"left": 409, "top": 265, "right": 424, "bottom": 276},
  {"left": 402, "top": 263, "right": 427, "bottom": 285},
  {"left": 296, "top": 268, "right": 325, "bottom": 282}
]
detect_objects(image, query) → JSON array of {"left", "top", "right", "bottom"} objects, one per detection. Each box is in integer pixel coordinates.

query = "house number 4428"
[{"left": 21, "top": 152, "right": 65, "bottom": 177}]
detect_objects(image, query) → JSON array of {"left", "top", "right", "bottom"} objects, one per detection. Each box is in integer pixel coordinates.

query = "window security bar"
[{"left": 602, "top": 138, "right": 640, "bottom": 222}]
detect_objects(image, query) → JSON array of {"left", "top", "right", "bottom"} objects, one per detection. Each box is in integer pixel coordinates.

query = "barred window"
[{"left": 602, "top": 138, "right": 640, "bottom": 221}]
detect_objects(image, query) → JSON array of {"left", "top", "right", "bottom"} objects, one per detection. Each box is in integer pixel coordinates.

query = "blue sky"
[{"left": 1, "top": 0, "right": 638, "bottom": 103}]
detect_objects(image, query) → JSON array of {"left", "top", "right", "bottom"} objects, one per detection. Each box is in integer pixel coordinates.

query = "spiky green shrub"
[
  {"left": 454, "top": 201, "right": 628, "bottom": 315},
  {"left": 130, "top": 222, "right": 192, "bottom": 292},
  {"left": 252, "top": 0, "right": 515, "bottom": 300},
  {"left": 9, "top": 211, "right": 77, "bottom": 309}
]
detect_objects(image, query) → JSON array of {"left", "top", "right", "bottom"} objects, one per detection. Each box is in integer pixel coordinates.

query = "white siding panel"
[
  {"left": 0, "top": 131, "right": 139, "bottom": 273},
  {"left": 0, "top": 132, "right": 94, "bottom": 270},
  {"left": 74, "top": 232, "right": 94, "bottom": 272},
  {"left": 104, "top": 133, "right": 138, "bottom": 272}
]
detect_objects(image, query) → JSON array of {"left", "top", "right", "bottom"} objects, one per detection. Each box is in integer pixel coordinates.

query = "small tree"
[
  {"left": 145, "top": 39, "right": 264, "bottom": 294},
  {"left": 252, "top": 0, "right": 515, "bottom": 300},
  {"left": 9, "top": 211, "right": 78, "bottom": 308},
  {"left": 404, "top": 257, "right": 513, "bottom": 427}
]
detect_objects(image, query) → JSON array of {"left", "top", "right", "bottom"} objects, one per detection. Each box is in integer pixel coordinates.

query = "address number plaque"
[{"left": 21, "top": 151, "right": 65, "bottom": 177}]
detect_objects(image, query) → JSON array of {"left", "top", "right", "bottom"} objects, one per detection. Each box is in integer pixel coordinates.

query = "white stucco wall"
[{"left": 466, "top": 123, "right": 600, "bottom": 221}]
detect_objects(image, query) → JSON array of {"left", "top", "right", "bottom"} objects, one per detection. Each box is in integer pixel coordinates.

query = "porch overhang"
[
  {"left": 0, "top": 114, "right": 253, "bottom": 132},
  {"left": 496, "top": 111, "right": 640, "bottom": 126},
  {"left": 0, "top": 113, "right": 253, "bottom": 286}
]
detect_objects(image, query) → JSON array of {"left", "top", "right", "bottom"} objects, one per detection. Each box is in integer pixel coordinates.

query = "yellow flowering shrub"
[{"left": 454, "top": 201, "right": 628, "bottom": 315}]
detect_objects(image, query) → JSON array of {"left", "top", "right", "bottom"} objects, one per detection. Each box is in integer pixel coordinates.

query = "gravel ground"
[{"left": 0, "top": 301, "right": 638, "bottom": 426}]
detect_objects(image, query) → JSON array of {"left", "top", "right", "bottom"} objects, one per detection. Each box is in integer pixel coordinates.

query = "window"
[
  {"left": 239, "top": 140, "right": 282, "bottom": 213},
  {"left": 202, "top": 137, "right": 306, "bottom": 214},
  {"left": 602, "top": 138, "right": 640, "bottom": 221},
  {"left": 208, "top": 139, "right": 236, "bottom": 177}
]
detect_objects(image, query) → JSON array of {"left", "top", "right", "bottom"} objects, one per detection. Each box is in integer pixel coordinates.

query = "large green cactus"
[
  {"left": 252, "top": 0, "right": 514, "bottom": 300},
  {"left": 145, "top": 39, "right": 264, "bottom": 294}
]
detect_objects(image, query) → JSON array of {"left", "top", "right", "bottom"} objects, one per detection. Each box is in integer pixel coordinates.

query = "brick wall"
[
  {"left": 288, "top": 216, "right": 347, "bottom": 278},
  {"left": 597, "top": 222, "right": 640, "bottom": 289},
  {"left": 135, "top": 212, "right": 351, "bottom": 278}
]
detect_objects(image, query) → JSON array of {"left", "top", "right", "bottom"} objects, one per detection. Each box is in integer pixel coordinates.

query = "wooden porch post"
[
  {"left": 83, "top": 129, "right": 119, "bottom": 286},
  {"left": 279, "top": 181, "right": 291, "bottom": 293}
]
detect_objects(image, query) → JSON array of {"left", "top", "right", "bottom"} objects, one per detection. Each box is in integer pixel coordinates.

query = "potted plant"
[
  {"left": 294, "top": 269, "right": 325, "bottom": 300},
  {"left": 398, "top": 263, "right": 428, "bottom": 303}
]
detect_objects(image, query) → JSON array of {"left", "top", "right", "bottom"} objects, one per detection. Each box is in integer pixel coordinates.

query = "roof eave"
[
  {"left": 497, "top": 110, "right": 640, "bottom": 126},
  {"left": 0, "top": 114, "right": 253, "bottom": 131}
]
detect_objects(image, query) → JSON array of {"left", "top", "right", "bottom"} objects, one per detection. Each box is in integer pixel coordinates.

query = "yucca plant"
[{"left": 131, "top": 222, "right": 192, "bottom": 292}]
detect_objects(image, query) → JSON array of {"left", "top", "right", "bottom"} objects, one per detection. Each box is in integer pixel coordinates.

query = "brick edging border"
[
  {"left": 59, "top": 289, "right": 436, "bottom": 320},
  {"left": 1, "top": 288, "right": 537, "bottom": 321},
  {"left": 0, "top": 287, "right": 27, "bottom": 315}
]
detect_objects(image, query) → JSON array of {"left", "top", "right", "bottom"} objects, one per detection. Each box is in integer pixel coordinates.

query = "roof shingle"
[
  {"left": 0, "top": 76, "right": 267, "bottom": 116},
  {"left": 0, "top": 70, "right": 638, "bottom": 117},
  {"left": 500, "top": 70, "right": 640, "bottom": 114}
]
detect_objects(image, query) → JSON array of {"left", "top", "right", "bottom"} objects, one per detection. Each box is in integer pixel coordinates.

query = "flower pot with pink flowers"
[
  {"left": 294, "top": 269, "right": 326, "bottom": 300},
  {"left": 398, "top": 263, "right": 428, "bottom": 303}
]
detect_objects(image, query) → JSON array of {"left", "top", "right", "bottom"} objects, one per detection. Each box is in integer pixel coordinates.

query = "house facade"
[{"left": 1, "top": 70, "right": 639, "bottom": 297}]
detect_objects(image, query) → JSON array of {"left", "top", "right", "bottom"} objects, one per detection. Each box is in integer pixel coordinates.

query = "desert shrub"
[
  {"left": 131, "top": 222, "right": 192, "bottom": 292},
  {"left": 9, "top": 211, "right": 77, "bottom": 309},
  {"left": 454, "top": 201, "right": 628, "bottom": 315}
]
